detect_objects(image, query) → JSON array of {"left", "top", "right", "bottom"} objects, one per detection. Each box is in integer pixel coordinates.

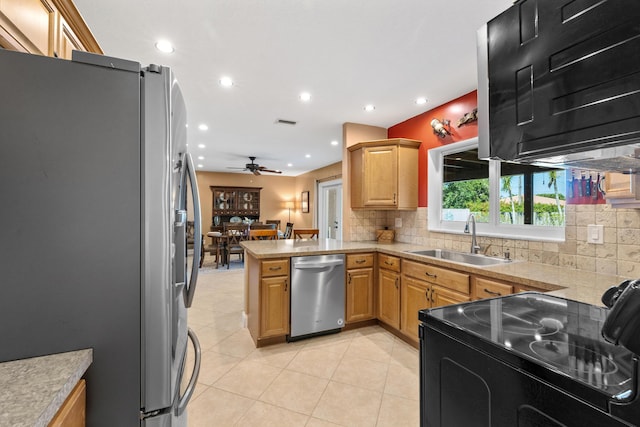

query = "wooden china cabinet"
[{"left": 210, "top": 186, "right": 262, "bottom": 230}]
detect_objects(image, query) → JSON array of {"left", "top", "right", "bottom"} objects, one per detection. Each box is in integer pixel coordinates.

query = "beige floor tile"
[
  {"left": 390, "top": 339, "right": 420, "bottom": 370},
  {"left": 344, "top": 335, "right": 394, "bottom": 363},
  {"left": 259, "top": 370, "right": 329, "bottom": 415},
  {"left": 299, "top": 333, "right": 352, "bottom": 355},
  {"left": 214, "top": 360, "right": 281, "bottom": 399},
  {"left": 187, "top": 306, "right": 218, "bottom": 327},
  {"left": 384, "top": 360, "right": 419, "bottom": 400},
  {"left": 210, "top": 329, "right": 256, "bottom": 358},
  {"left": 376, "top": 393, "right": 420, "bottom": 427},
  {"left": 235, "top": 401, "right": 309, "bottom": 427},
  {"left": 196, "top": 350, "right": 242, "bottom": 386},
  {"left": 312, "top": 381, "right": 382, "bottom": 427},
  {"left": 187, "top": 386, "right": 253, "bottom": 427},
  {"left": 287, "top": 347, "right": 344, "bottom": 379},
  {"left": 331, "top": 356, "right": 388, "bottom": 392},
  {"left": 190, "top": 323, "right": 238, "bottom": 351},
  {"left": 304, "top": 418, "right": 344, "bottom": 427},
  {"left": 244, "top": 342, "right": 303, "bottom": 368}
]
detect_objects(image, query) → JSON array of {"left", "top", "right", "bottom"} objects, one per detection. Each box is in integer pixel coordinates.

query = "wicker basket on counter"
[{"left": 376, "top": 229, "right": 395, "bottom": 244}]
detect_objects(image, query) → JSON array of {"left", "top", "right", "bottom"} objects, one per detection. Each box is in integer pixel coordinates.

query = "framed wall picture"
[{"left": 301, "top": 191, "right": 309, "bottom": 213}]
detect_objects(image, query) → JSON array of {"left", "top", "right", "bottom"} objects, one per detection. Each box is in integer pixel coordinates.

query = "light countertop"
[
  {"left": 241, "top": 239, "right": 628, "bottom": 306},
  {"left": 0, "top": 349, "right": 92, "bottom": 427}
]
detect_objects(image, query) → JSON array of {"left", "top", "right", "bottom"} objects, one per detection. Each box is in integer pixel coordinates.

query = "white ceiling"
[{"left": 73, "top": 0, "right": 512, "bottom": 176}]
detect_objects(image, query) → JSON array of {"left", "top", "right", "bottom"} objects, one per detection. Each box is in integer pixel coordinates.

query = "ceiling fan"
[{"left": 228, "top": 156, "right": 282, "bottom": 176}]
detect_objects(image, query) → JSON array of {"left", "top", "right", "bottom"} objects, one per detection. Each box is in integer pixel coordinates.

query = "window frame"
[{"left": 427, "top": 137, "right": 565, "bottom": 242}]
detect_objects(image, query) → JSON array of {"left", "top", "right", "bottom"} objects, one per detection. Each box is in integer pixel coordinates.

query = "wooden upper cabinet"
[
  {"left": 349, "top": 138, "right": 421, "bottom": 210},
  {"left": 0, "top": 0, "right": 101, "bottom": 57}
]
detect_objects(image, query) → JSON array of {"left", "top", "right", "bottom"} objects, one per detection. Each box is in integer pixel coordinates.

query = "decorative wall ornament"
[
  {"left": 301, "top": 191, "right": 310, "bottom": 213},
  {"left": 457, "top": 107, "right": 478, "bottom": 127},
  {"left": 431, "top": 118, "right": 452, "bottom": 138}
]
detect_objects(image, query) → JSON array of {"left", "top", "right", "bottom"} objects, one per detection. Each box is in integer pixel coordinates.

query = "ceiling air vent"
[{"left": 275, "top": 119, "right": 297, "bottom": 126}]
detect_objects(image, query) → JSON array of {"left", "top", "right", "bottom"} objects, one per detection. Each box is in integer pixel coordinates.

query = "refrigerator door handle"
[
  {"left": 176, "top": 327, "right": 201, "bottom": 416},
  {"left": 183, "top": 152, "right": 201, "bottom": 308}
]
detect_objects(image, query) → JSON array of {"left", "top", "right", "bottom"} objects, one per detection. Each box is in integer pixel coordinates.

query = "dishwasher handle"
[{"left": 293, "top": 259, "right": 344, "bottom": 270}]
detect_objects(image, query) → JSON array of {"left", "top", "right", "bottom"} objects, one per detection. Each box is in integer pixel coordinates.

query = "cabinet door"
[
  {"left": 346, "top": 268, "right": 374, "bottom": 323},
  {"left": 260, "top": 276, "right": 289, "bottom": 337},
  {"left": 0, "top": 0, "right": 55, "bottom": 55},
  {"left": 431, "top": 285, "right": 470, "bottom": 308},
  {"left": 400, "top": 275, "right": 430, "bottom": 342},
  {"left": 57, "top": 15, "right": 83, "bottom": 60},
  {"left": 378, "top": 269, "right": 400, "bottom": 329},
  {"left": 363, "top": 145, "right": 398, "bottom": 207},
  {"left": 48, "top": 379, "right": 86, "bottom": 426},
  {"left": 604, "top": 172, "right": 639, "bottom": 200}
]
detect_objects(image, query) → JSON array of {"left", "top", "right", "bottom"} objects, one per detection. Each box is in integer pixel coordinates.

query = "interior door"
[{"left": 318, "top": 179, "right": 342, "bottom": 239}]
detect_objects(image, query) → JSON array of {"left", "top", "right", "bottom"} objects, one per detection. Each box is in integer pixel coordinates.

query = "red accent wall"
[{"left": 388, "top": 91, "right": 479, "bottom": 207}]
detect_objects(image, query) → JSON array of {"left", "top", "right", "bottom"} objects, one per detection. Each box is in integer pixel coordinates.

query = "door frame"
[{"left": 317, "top": 178, "right": 342, "bottom": 240}]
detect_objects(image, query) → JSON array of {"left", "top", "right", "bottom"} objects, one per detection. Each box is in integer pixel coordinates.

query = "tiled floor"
[{"left": 186, "top": 261, "right": 420, "bottom": 426}]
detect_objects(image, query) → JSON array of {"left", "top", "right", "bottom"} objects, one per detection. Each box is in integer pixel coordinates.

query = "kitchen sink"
[{"left": 406, "top": 249, "right": 513, "bottom": 266}]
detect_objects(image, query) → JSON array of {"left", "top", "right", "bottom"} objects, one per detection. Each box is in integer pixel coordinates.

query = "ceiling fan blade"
[
  {"left": 252, "top": 169, "right": 261, "bottom": 176},
  {"left": 259, "top": 168, "right": 282, "bottom": 174}
]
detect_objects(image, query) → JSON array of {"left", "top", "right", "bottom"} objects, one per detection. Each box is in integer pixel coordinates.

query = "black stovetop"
[{"left": 422, "top": 292, "right": 636, "bottom": 400}]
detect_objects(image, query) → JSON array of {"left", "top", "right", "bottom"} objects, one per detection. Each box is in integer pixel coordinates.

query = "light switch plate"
[
  {"left": 587, "top": 224, "right": 604, "bottom": 244},
  {"left": 395, "top": 217, "right": 402, "bottom": 228}
]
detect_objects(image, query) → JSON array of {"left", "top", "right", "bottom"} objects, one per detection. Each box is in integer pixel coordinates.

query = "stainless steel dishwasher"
[{"left": 290, "top": 254, "right": 345, "bottom": 340}]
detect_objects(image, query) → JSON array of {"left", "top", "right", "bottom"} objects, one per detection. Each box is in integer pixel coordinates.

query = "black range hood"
[{"left": 477, "top": 0, "right": 640, "bottom": 173}]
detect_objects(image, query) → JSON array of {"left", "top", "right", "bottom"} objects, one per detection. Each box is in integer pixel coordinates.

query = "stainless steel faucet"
[{"left": 464, "top": 214, "right": 481, "bottom": 254}]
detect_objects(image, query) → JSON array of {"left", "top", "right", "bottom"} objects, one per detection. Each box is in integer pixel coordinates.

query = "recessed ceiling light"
[
  {"left": 198, "top": 124, "right": 208, "bottom": 131},
  {"left": 299, "top": 92, "right": 311, "bottom": 102},
  {"left": 155, "top": 40, "right": 174, "bottom": 53},
  {"left": 416, "top": 97, "right": 427, "bottom": 105},
  {"left": 305, "top": 154, "right": 311, "bottom": 158},
  {"left": 197, "top": 164, "right": 203, "bottom": 168},
  {"left": 287, "top": 163, "right": 293, "bottom": 167},
  {"left": 198, "top": 144, "right": 206, "bottom": 149},
  {"left": 364, "top": 104, "right": 375, "bottom": 112},
  {"left": 198, "top": 156, "right": 204, "bottom": 160},
  {"left": 331, "top": 140, "right": 339, "bottom": 146},
  {"left": 219, "top": 76, "right": 233, "bottom": 87}
]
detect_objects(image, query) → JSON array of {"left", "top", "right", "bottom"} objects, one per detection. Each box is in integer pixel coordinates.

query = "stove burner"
[
  {"left": 530, "top": 340, "right": 619, "bottom": 377},
  {"left": 463, "top": 305, "right": 561, "bottom": 336}
]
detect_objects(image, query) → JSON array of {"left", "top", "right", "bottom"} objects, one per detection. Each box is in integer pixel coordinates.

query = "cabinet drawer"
[
  {"left": 346, "top": 253, "right": 374, "bottom": 269},
  {"left": 378, "top": 253, "right": 400, "bottom": 272},
  {"left": 261, "top": 259, "right": 289, "bottom": 277},
  {"left": 402, "top": 260, "right": 470, "bottom": 295},
  {"left": 474, "top": 277, "right": 513, "bottom": 299}
]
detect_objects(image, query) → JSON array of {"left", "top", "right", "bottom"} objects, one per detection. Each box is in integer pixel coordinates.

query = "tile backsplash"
[{"left": 349, "top": 205, "right": 640, "bottom": 278}]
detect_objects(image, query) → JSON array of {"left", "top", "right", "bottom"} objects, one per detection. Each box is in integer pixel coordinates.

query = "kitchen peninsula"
[{"left": 241, "top": 239, "right": 628, "bottom": 347}]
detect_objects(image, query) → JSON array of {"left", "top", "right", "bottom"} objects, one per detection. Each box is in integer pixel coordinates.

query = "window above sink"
[{"left": 428, "top": 137, "right": 566, "bottom": 242}]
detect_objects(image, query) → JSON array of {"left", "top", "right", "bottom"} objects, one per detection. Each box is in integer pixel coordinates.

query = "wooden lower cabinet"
[
  {"left": 378, "top": 268, "right": 400, "bottom": 329},
  {"left": 48, "top": 379, "right": 86, "bottom": 427},
  {"left": 400, "top": 276, "right": 431, "bottom": 342},
  {"left": 400, "top": 260, "right": 471, "bottom": 343},
  {"left": 260, "top": 275, "right": 289, "bottom": 337},
  {"left": 473, "top": 276, "right": 514, "bottom": 300},
  {"left": 346, "top": 253, "right": 375, "bottom": 323},
  {"left": 247, "top": 256, "right": 290, "bottom": 345}
]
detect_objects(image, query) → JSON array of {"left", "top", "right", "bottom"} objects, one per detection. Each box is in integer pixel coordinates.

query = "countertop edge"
[
  {"left": 241, "top": 240, "right": 628, "bottom": 306},
  {"left": 0, "top": 348, "right": 93, "bottom": 427},
  {"left": 36, "top": 349, "right": 92, "bottom": 427}
]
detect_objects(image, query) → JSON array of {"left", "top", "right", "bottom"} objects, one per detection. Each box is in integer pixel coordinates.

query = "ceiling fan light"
[{"left": 219, "top": 76, "right": 233, "bottom": 87}]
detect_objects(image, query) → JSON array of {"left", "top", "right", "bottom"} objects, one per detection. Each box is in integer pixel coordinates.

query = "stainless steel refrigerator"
[{"left": 0, "top": 48, "right": 202, "bottom": 426}]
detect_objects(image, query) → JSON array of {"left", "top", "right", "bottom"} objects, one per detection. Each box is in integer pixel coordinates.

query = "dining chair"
[
  {"left": 293, "top": 228, "right": 319, "bottom": 239},
  {"left": 249, "top": 223, "right": 277, "bottom": 230},
  {"left": 265, "top": 219, "right": 281, "bottom": 230},
  {"left": 249, "top": 229, "right": 278, "bottom": 240},
  {"left": 223, "top": 222, "right": 249, "bottom": 268},
  {"left": 283, "top": 222, "right": 294, "bottom": 239}
]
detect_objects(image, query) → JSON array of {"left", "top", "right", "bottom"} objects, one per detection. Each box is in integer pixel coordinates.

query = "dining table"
[{"left": 206, "top": 230, "right": 249, "bottom": 268}]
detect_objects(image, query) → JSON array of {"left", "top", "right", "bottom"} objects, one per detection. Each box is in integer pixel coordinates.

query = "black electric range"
[{"left": 419, "top": 292, "right": 639, "bottom": 427}]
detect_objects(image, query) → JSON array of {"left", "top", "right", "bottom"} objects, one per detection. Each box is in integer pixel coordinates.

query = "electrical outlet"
[
  {"left": 395, "top": 217, "right": 402, "bottom": 228},
  {"left": 587, "top": 224, "right": 604, "bottom": 244}
]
